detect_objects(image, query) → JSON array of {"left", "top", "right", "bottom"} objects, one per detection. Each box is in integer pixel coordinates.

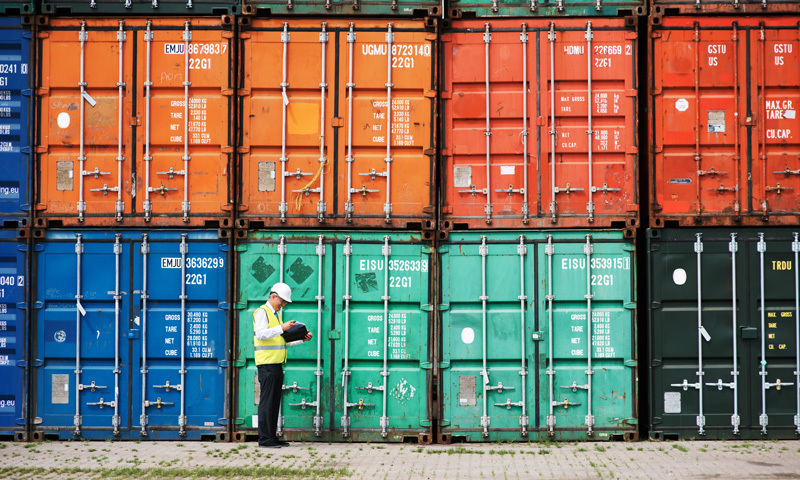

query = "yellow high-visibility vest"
[{"left": 253, "top": 305, "right": 287, "bottom": 365}]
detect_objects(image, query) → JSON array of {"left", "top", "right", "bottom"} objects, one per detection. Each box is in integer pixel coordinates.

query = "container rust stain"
[
  {"left": 441, "top": 19, "right": 639, "bottom": 232},
  {"left": 35, "top": 18, "right": 234, "bottom": 228},
  {"left": 237, "top": 19, "right": 436, "bottom": 229},
  {"left": 650, "top": 17, "right": 800, "bottom": 227}
]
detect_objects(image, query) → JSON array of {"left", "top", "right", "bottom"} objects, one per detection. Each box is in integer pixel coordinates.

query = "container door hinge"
[
  {"left": 129, "top": 116, "right": 141, "bottom": 127},
  {"left": 16, "top": 302, "right": 28, "bottom": 310},
  {"left": 234, "top": 302, "right": 247, "bottom": 310},
  {"left": 624, "top": 302, "right": 636, "bottom": 310},
  {"left": 419, "top": 420, "right": 431, "bottom": 427},
  {"left": 651, "top": 359, "right": 662, "bottom": 367},
  {"left": 420, "top": 304, "right": 433, "bottom": 312},
  {"left": 741, "top": 327, "right": 758, "bottom": 339},
  {"left": 232, "top": 359, "right": 245, "bottom": 368},
  {"left": 127, "top": 329, "right": 140, "bottom": 339},
  {"left": 440, "top": 419, "right": 450, "bottom": 426},
  {"left": 235, "top": 245, "right": 248, "bottom": 252},
  {"left": 328, "top": 330, "right": 341, "bottom": 340},
  {"left": 33, "top": 301, "right": 43, "bottom": 310},
  {"left": 650, "top": 301, "right": 661, "bottom": 309},
  {"left": 221, "top": 89, "right": 233, "bottom": 96},
  {"left": 651, "top": 31, "right": 662, "bottom": 39},
  {"left": 625, "top": 418, "right": 639, "bottom": 425},
  {"left": 421, "top": 246, "right": 434, "bottom": 254},
  {"left": 218, "top": 360, "right": 230, "bottom": 368},
  {"left": 424, "top": 90, "right": 436, "bottom": 98},
  {"left": 17, "top": 360, "right": 27, "bottom": 367},
  {"left": 16, "top": 418, "right": 27, "bottom": 426},
  {"left": 623, "top": 244, "right": 635, "bottom": 252},
  {"left": 218, "top": 302, "right": 230, "bottom": 310},
  {"left": 531, "top": 331, "right": 544, "bottom": 341},
  {"left": 420, "top": 362, "right": 432, "bottom": 370},
  {"left": 221, "top": 146, "right": 234, "bottom": 154},
  {"left": 438, "top": 246, "right": 449, "bottom": 253},
  {"left": 438, "top": 361, "right": 450, "bottom": 369},
  {"left": 651, "top": 417, "right": 662, "bottom": 425},
  {"left": 217, "top": 418, "right": 229, "bottom": 425},
  {"left": 438, "top": 303, "right": 450, "bottom": 311},
  {"left": 219, "top": 244, "right": 230, "bottom": 252},
  {"left": 233, "top": 417, "right": 245, "bottom": 425},
  {"left": 625, "top": 89, "right": 637, "bottom": 98},
  {"left": 332, "top": 117, "right": 344, "bottom": 128},
  {"left": 624, "top": 360, "right": 637, "bottom": 368}
]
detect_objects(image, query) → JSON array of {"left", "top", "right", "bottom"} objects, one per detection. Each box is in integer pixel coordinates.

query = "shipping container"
[
  {"left": 232, "top": 231, "right": 433, "bottom": 443},
  {"left": 448, "top": 0, "right": 645, "bottom": 18},
  {"left": 35, "top": 17, "right": 234, "bottom": 228},
  {"left": 0, "top": 0, "right": 32, "bottom": 14},
  {"left": 649, "top": 228, "right": 800, "bottom": 440},
  {"left": 441, "top": 20, "right": 639, "bottom": 233},
  {"left": 237, "top": 19, "right": 436, "bottom": 230},
  {"left": 651, "top": 0, "right": 800, "bottom": 16},
  {"left": 0, "top": 229, "right": 29, "bottom": 441},
  {"left": 0, "top": 17, "right": 33, "bottom": 228},
  {"left": 650, "top": 17, "right": 800, "bottom": 228},
  {"left": 30, "top": 229, "right": 230, "bottom": 441},
  {"left": 438, "top": 230, "right": 637, "bottom": 442},
  {"left": 241, "top": 0, "right": 439, "bottom": 17},
  {"left": 40, "top": 0, "right": 238, "bottom": 16}
]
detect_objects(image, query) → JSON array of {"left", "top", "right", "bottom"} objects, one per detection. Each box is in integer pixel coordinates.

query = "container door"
[
  {"left": 754, "top": 25, "right": 800, "bottom": 219},
  {"left": 132, "top": 233, "right": 229, "bottom": 439},
  {"left": 37, "top": 21, "right": 134, "bottom": 224},
  {"left": 440, "top": 236, "right": 535, "bottom": 441},
  {"left": 236, "top": 235, "right": 334, "bottom": 440},
  {"left": 0, "top": 232, "right": 27, "bottom": 438},
  {"left": 137, "top": 20, "right": 233, "bottom": 227},
  {"left": 334, "top": 237, "right": 431, "bottom": 441},
  {"left": 0, "top": 18, "right": 32, "bottom": 227},
  {"left": 34, "top": 234, "right": 132, "bottom": 439}
]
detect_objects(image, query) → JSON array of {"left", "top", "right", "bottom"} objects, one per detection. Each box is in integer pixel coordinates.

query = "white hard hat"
[{"left": 270, "top": 282, "right": 293, "bottom": 303}]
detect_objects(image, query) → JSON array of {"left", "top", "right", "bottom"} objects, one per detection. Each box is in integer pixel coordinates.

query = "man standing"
[{"left": 254, "top": 282, "right": 313, "bottom": 448}]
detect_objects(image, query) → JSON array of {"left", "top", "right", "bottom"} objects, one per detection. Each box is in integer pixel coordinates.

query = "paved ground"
[{"left": 1, "top": 439, "right": 799, "bottom": 479}]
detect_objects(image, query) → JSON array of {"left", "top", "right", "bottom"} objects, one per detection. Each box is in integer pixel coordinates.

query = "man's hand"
[
  {"left": 281, "top": 320, "right": 296, "bottom": 331},
  {"left": 304, "top": 332, "right": 313, "bottom": 342}
]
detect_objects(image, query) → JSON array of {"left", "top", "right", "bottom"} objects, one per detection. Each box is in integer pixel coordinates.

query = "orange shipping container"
[
  {"left": 441, "top": 19, "right": 639, "bottom": 232},
  {"left": 35, "top": 17, "right": 235, "bottom": 228},
  {"left": 650, "top": 17, "right": 800, "bottom": 227},
  {"left": 237, "top": 18, "right": 436, "bottom": 230}
]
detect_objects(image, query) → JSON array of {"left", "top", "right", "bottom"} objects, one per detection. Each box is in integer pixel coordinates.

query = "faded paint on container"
[
  {"left": 35, "top": 18, "right": 234, "bottom": 228},
  {"left": 0, "top": 230, "right": 28, "bottom": 440},
  {"left": 40, "top": 0, "right": 238, "bottom": 16},
  {"left": 241, "top": 0, "right": 439, "bottom": 18},
  {"left": 439, "top": 230, "right": 637, "bottom": 442},
  {"left": 441, "top": 20, "right": 639, "bottom": 232},
  {"left": 449, "top": 0, "right": 644, "bottom": 18},
  {"left": 0, "top": 17, "right": 33, "bottom": 228},
  {"left": 31, "top": 230, "right": 230, "bottom": 441},
  {"left": 237, "top": 19, "right": 436, "bottom": 230},
  {"left": 233, "top": 231, "right": 433, "bottom": 443},
  {"left": 651, "top": 0, "right": 800, "bottom": 15},
  {"left": 648, "top": 228, "right": 800, "bottom": 440},
  {"left": 650, "top": 17, "right": 800, "bottom": 227}
]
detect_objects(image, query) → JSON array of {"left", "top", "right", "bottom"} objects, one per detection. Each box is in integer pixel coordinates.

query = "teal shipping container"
[
  {"left": 241, "top": 0, "right": 439, "bottom": 17},
  {"left": 439, "top": 230, "right": 637, "bottom": 442},
  {"left": 448, "top": 0, "right": 644, "bottom": 18},
  {"left": 649, "top": 228, "right": 800, "bottom": 440},
  {"left": 233, "top": 231, "right": 434, "bottom": 443},
  {"left": 40, "top": 0, "right": 238, "bottom": 15}
]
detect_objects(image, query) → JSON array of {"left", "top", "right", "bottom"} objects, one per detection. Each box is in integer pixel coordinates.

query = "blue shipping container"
[
  {"left": 31, "top": 230, "right": 231, "bottom": 441},
  {"left": 0, "top": 229, "right": 28, "bottom": 440},
  {"left": 0, "top": 17, "right": 32, "bottom": 227}
]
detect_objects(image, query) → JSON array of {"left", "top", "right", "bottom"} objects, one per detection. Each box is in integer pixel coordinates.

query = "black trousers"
[{"left": 257, "top": 363, "right": 284, "bottom": 445}]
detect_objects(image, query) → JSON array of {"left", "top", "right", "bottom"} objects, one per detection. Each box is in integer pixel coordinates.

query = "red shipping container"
[
  {"left": 35, "top": 17, "right": 235, "bottom": 228},
  {"left": 237, "top": 18, "right": 437, "bottom": 230},
  {"left": 650, "top": 0, "right": 800, "bottom": 17},
  {"left": 441, "top": 19, "right": 639, "bottom": 232},
  {"left": 650, "top": 17, "right": 800, "bottom": 227}
]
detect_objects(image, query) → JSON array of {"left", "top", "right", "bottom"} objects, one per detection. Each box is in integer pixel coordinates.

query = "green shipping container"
[
  {"left": 648, "top": 228, "right": 800, "bottom": 440},
  {"left": 447, "top": 0, "right": 644, "bottom": 18},
  {"left": 233, "top": 231, "right": 434, "bottom": 443},
  {"left": 241, "top": 0, "right": 439, "bottom": 17},
  {"left": 439, "top": 231, "right": 637, "bottom": 442}
]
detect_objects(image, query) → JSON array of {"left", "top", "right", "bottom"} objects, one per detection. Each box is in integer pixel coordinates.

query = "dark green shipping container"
[
  {"left": 241, "top": 0, "right": 439, "bottom": 17},
  {"left": 233, "top": 231, "right": 434, "bottom": 443},
  {"left": 649, "top": 228, "right": 800, "bottom": 440},
  {"left": 40, "top": 0, "right": 238, "bottom": 15},
  {"left": 439, "top": 231, "right": 638, "bottom": 442},
  {"left": 448, "top": 0, "right": 644, "bottom": 18}
]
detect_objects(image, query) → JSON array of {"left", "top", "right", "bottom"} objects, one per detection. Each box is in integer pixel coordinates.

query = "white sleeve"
[
  {"left": 286, "top": 340, "right": 304, "bottom": 347},
  {"left": 253, "top": 308, "right": 284, "bottom": 341}
]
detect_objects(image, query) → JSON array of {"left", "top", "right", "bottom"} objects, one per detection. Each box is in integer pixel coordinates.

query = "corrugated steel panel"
[
  {"left": 449, "top": 0, "right": 645, "bottom": 18},
  {"left": 648, "top": 228, "right": 800, "bottom": 440},
  {"left": 0, "top": 229, "right": 29, "bottom": 440},
  {"left": 233, "top": 231, "right": 433, "bottom": 443},
  {"left": 241, "top": 0, "right": 440, "bottom": 17},
  {"left": 31, "top": 229, "right": 231, "bottom": 441},
  {"left": 40, "top": 0, "right": 238, "bottom": 16},
  {"left": 651, "top": 0, "right": 800, "bottom": 16},
  {"left": 237, "top": 19, "right": 436, "bottom": 230},
  {"left": 441, "top": 20, "right": 639, "bottom": 232},
  {"left": 439, "top": 230, "right": 637, "bottom": 442},
  {"left": 35, "top": 18, "right": 234, "bottom": 228},
  {"left": 650, "top": 17, "right": 800, "bottom": 227},
  {"left": 0, "top": 17, "right": 33, "bottom": 228}
]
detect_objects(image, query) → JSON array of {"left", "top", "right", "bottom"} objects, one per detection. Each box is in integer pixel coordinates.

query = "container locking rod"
[
  {"left": 344, "top": 25, "right": 356, "bottom": 222},
  {"left": 482, "top": 24, "right": 492, "bottom": 225},
  {"left": 140, "top": 233, "right": 150, "bottom": 436},
  {"left": 143, "top": 22, "right": 154, "bottom": 222},
  {"left": 112, "top": 234, "right": 122, "bottom": 435},
  {"left": 518, "top": 235, "right": 528, "bottom": 436},
  {"left": 695, "top": 233, "right": 706, "bottom": 434},
  {"left": 341, "top": 236, "right": 353, "bottom": 436},
  {"left": 793, "top": 233, "right": 800, "bottom": 434},
  {"left": 380, "top": 236, "right": 391, "bottom": 437},
  {"left": 584, "top": 235, "right": 595, "bottom": 436},
  {"left": 548, "top": 24, "right": 558, "bottom": 222},
  {"left": 77, "top": 23, "right": 88, "bottom": 222},
  {"left": 313, "top": 235, "right": 325, "bottom": 436},
  {"left": 277, "top": 235, "right": 286, "bottom": 436},
  {"left": 729, "top": 234, "right": 740, "bottom": 434},
  {"left": 480, "top": 235, "right": 489, "bottom": 437},
  {"left": 585, "top": 22, "right": 594, "bottom": 223},
  {"left": 758, "top": 233, "right": 770, "bottom": 434},
  {"left": 74, "top": 234, "right": 84, "bottom": 436},
  {"left": 383, "top": 25, "right": 394, "bottom": 224},
  {"left": 279, "top": 23, "right": 290, "bottom": 223},
  {"left": 546, "top": 235, "right": 555, "bottom": 435},
  {"left": 520, "top": 24, "right": 529, "bottom": 224},
  {"left": 181, "top": 22, "right": 192, "bottom": 223},
  {"left": 178, "top": 234, "right": 188, "bottom": 436}
]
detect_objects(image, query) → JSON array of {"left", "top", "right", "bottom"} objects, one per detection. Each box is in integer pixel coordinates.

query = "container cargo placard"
[
  {"left": 439, "top": 231, "right": 637, "bottom": 442},
  {"left": 0, "top": 232, "right": 27, "bottom": 434},
  {"left": 0, "top": 17, "right": 32, "bottom": 227},
  {"left": 650, "top": 18, "right": 800, "bottom": 227},
  {"left": 234, "top": 232, "right": 432, "bottom": 442},
  {"left": 441, "top": 20, "right": 638, "bottom": 231},
  {"left": 237, "top": 20, "right": 436, "bottom": 229},
  {"left": 649, "top": 228, "right": 800, "bottom": 440},
  {"left": 36, "top": 19, "right": 234, "bottom": 228},
  {"left": 31, "top": 230, "right": 230, "bottom": 440}
]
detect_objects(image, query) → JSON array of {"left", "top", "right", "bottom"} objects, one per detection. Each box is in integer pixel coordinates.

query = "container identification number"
[
  {"left": 561, "top": 257, "right": 629, "bottom": 270},
  {"left": 0, "top": 64, "right": 27, "bottom": 74},
  {"left": 0, "top": 276, "right": 22, "bottom": 286},
  {"left": 162, "top": 257, "right": 224, "bottom": 269},
  {"left": 359, "top": 259, "right": 428, "bottom": 272}
]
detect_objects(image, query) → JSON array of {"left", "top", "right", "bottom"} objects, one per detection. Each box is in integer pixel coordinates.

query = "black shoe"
[
  {"left": 275, "top": 440, "right": 290, "bottom": 447},
  {"left": 259, "top": 441, "right": 282, "bottom": 448}
]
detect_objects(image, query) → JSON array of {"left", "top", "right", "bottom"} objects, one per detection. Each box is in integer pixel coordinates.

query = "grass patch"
[
  {"left": 426, "top": 447, "right": 484, "bottom": 455},
  {"left": 488, "top": 449, "right": 515, "bottom": 456},
  {"left": 594, "top": 445, "right": 606, "bottom": 452},
  {"left": 672, "top": 444, "right": 688, "bottom": 453},
  {"left": 0, "top": 465, "right": 349, "bottom": 479}
]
